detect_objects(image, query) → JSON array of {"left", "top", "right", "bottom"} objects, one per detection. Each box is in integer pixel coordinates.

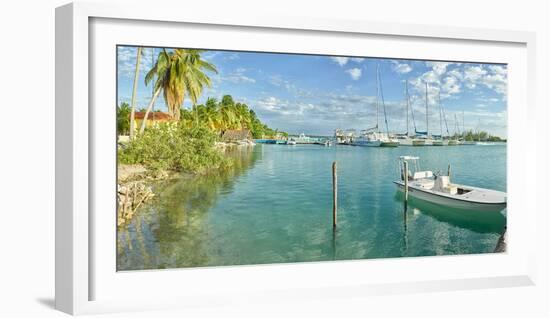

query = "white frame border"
[{"left": 55, "top": 1, "right": 537, "bottom": 315}]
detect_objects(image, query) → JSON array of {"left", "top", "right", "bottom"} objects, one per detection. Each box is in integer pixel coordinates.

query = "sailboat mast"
[
  {"left": 462, "top": 110, "right": 465, "bottom": 140},
  {"left": 378, "top": 65, "right": 390, "bottom": 136},
  {"left": 438, "top": 89, "right": 443, "bottom": 138},
  {"left": 454, "top": 113, "right": 459, "bottom": 137},
  {"left": 425, "top": 82, "right": 429, "bottom": 137},
  {"left": 442, "top": 106, "right": 450, "bottom": 137},
  {"left": 376, "top": 64, "right": 380, "bottom": 132},
  {"left": 405, "top": 81, "right": 409, "bottom": 136}
]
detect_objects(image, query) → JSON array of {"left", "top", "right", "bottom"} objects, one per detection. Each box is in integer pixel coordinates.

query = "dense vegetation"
[
  {"left": 117, "top": 102, "right": 131, "bottom": 135},
  {"left": 451, "top": 130, "right": 506, "bottom": 142},
  {"left": 119, "top": 124, "right": 230, "bottom": 174},
  {"left": 182, "top": 95, "right": 284, "bottom": 139}
]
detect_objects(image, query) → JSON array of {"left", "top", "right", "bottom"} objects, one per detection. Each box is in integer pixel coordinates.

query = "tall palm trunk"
[
  {"left": 129, "top": 47, "right": 142, "bottom": 140},
  {"left": 139, "top": 87, "right": 162, "bottom": 134}
]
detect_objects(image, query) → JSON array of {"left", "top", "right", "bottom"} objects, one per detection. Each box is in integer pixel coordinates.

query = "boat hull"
[
  {"left": 380, "top": 141, "right": 399, "bottom": 147},
  {"left": 353, "top": 140, "right": 382, "bottom": 147},
  {"left": 394, "top": 181, "right": 506, "bottom": 212},
  {"left": 399, "top": 138, "right": 425, "bottom": 146},
  {"left": 447, "top": 140, "right": 458, "bottom": 146}
]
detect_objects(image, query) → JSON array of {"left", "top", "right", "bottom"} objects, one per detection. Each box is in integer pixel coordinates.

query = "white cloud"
[
  {"left": 391, "top": 61, "right": 412, "bottom": 74},
  {"left": 346, "top": 68, "right": 362, "bottom": 80},
  {"left": 463, "top": 65, "right": 487, "bottom": 88},
  {"left": 222, "top": 67, "right": 256, "bottom": 84},
  {"left": 463, "top": 65, "right": 507, "bottom": 96},
  {"left": 441, "top": 76, "right": 461, "bottom": 95},
  {"left": 329, "top": 56, "right": 365, "bottom": 66},
  {"left": 330, "top": 57, "right": 349, "bottom": 66},
  {"left": 117, "top": 46, "right": 156, "bottom": 79},
  {"left": 255, "top": 96, "right": 315, "bottom": 116},
  {"left": 268, "top": 75, "right": 313, "bottom": 98}
]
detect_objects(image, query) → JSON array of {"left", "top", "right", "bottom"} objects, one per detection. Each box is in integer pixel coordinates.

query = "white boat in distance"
[
  {"left": 353, "top": 64, "right": 399, "bottom": 148},
  {"left": 394, "top": 156, "right": 506, "bottom": 212},
  {"left": 354, "top": 131, "right": 398, "bottom": 147}
]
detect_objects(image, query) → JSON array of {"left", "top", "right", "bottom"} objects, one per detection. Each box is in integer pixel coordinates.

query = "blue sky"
[{"left": 117, "top": 46, "right": 507, "bottom": 137}]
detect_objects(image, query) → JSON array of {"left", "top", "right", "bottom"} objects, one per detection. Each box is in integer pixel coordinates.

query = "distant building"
[
  {"left": 221, "top": 129, "right": 252, "bottom": 141},
  {"left": 132, "top": 111, "right": 172, "bottom": 129}
]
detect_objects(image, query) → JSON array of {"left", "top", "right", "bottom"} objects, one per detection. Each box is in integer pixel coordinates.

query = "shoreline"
[{"left": 117, "top": 141, "right": 255, "bottom": 226}]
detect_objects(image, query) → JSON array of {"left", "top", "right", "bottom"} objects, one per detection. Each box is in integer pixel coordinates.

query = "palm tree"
[
  {"left": 162, "top": 49, "right": 217, "bottom": 121},
  {"left": 129, "top": 47, "right": 142, "bottom": 139},
  {"left": 139, "top": 49, "right": 218, "bottom": 132},
  {"left": 139, "top": 49, "right": 171, "bottom": 134}
]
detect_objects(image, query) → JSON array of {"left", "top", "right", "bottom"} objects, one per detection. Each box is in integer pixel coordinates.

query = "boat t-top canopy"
[{"left": 399, "top": 156, "right": 419, "bottom": 160}]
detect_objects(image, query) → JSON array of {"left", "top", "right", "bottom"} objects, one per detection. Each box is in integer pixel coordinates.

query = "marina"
[{"left": 115, "top": 46, "right": 508, "bottom": 271}]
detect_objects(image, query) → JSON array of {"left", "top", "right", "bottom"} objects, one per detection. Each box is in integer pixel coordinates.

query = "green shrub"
[{"left": 119, "top": 123, "right": 230, "bottom": 174}]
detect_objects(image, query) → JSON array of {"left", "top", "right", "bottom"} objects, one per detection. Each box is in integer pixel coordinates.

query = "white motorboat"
[
  {"left": 394, "top": 156, "right": 506, "bottom": 212},
  {"left": 353, "top": 131, "right": 398, "bottom": 147},
  {"left": 353, "top": 131, "right": 382, "bottom": 147},
  {"left": 286, "top": 139, "right": 297, "bottom": 145},
  {"left": 295, "top": 133, "right": 311, "bottom": 144}
]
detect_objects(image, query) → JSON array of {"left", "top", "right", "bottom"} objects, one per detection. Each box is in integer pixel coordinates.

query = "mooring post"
[
  {"left": 332, "top": 161, "right": 337, "bottom": 228},
  {"left": 403, "top": 161, "right": 409, "bottom": 202},
  {"left": 447, "top": 164, "right": 451, "bottom": 178}
]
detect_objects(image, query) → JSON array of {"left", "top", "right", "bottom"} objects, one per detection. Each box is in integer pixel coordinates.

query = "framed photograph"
[{"left": 56, "top": 2, "right": 537, "bottom": 315}]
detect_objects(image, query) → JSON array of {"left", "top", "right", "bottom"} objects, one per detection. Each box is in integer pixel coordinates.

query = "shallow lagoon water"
[{"left": 117, "top": 143, "right": 507, "bottom": 270}]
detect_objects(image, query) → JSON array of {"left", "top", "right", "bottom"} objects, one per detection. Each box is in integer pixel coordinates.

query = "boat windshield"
[{"left": 397, "top": 156, "right": 421, "bottom": 181}]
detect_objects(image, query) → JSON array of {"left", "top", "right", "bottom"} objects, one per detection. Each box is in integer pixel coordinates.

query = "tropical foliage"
[
  {"left": 181, "top": 95, "right": 283, "bottom": 139},
  {"left": 119, "top": 123, "right": 230, "bottom": 174},
  {"left": 451, "top": 130, "right": 505, "bottom": 142},
  {"left": 119, "top": 48, "right": 283, "bottom": 176},
  {"left": 144, "top": 49, "right": 217, "bottom": 121},
  {"left": 117, "top": 102, "right": 131, "bottom": 135}
]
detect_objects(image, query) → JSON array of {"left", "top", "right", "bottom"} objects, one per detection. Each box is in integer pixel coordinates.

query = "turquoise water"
[{"left": 117, "top": 144, "right": 507, "bottom": 270}]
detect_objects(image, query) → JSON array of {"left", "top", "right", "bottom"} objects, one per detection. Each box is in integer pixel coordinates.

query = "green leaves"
[
  {"left": 145, "top": 49, "right": 218, "bottom": 121},
  {"left": 117, "top": 102, "right": 131, "bottom": 135},
  {"left": 118, "top": 123, "right": 230, "bottom": 174}
]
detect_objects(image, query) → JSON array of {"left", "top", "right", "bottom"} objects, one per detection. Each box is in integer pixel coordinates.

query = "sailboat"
[
  {"left": 441, "top": 105, "right": 457, "bottom": 146},
  {"left": 354, "top": 64, "right": 399, "bottom": 147},
  {"left": 397, "top": 81, "right": 426, "bottom": 146}
]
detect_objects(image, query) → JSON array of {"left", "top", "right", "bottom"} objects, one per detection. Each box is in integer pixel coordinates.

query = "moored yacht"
[
  {"left": 353, "top": 64, "right": 399, "bottom": 148},
  {"left": 398, "top": 81, "right": 426, "bottom": 146}
]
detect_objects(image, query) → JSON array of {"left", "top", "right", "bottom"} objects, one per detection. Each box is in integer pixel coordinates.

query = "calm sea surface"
[{"left": 117, "top": 143, "right": 507, "bottom": 270}]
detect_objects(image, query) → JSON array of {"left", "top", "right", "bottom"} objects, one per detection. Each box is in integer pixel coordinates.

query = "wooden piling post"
[
  {"left": 403, "top": 161, "right": 409, "bottom": 202},
  {"left": 447, "top": 164, "right": 451, "bottom": 178},
  {"left": 332, "top": 161, "right": 337, "bottom": 228}
]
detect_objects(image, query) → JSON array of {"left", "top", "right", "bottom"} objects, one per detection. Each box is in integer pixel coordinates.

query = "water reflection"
[
  {"left": 394, "top": 192, "right": 506, "bottom": 235},
  {"left": 117, "top": 146, "right": 260, "bottom": 270}
]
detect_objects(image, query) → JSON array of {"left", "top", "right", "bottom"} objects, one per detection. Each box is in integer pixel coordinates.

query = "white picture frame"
[{"left": 56, "top": 1, "right": 537, "bottom": 315}]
